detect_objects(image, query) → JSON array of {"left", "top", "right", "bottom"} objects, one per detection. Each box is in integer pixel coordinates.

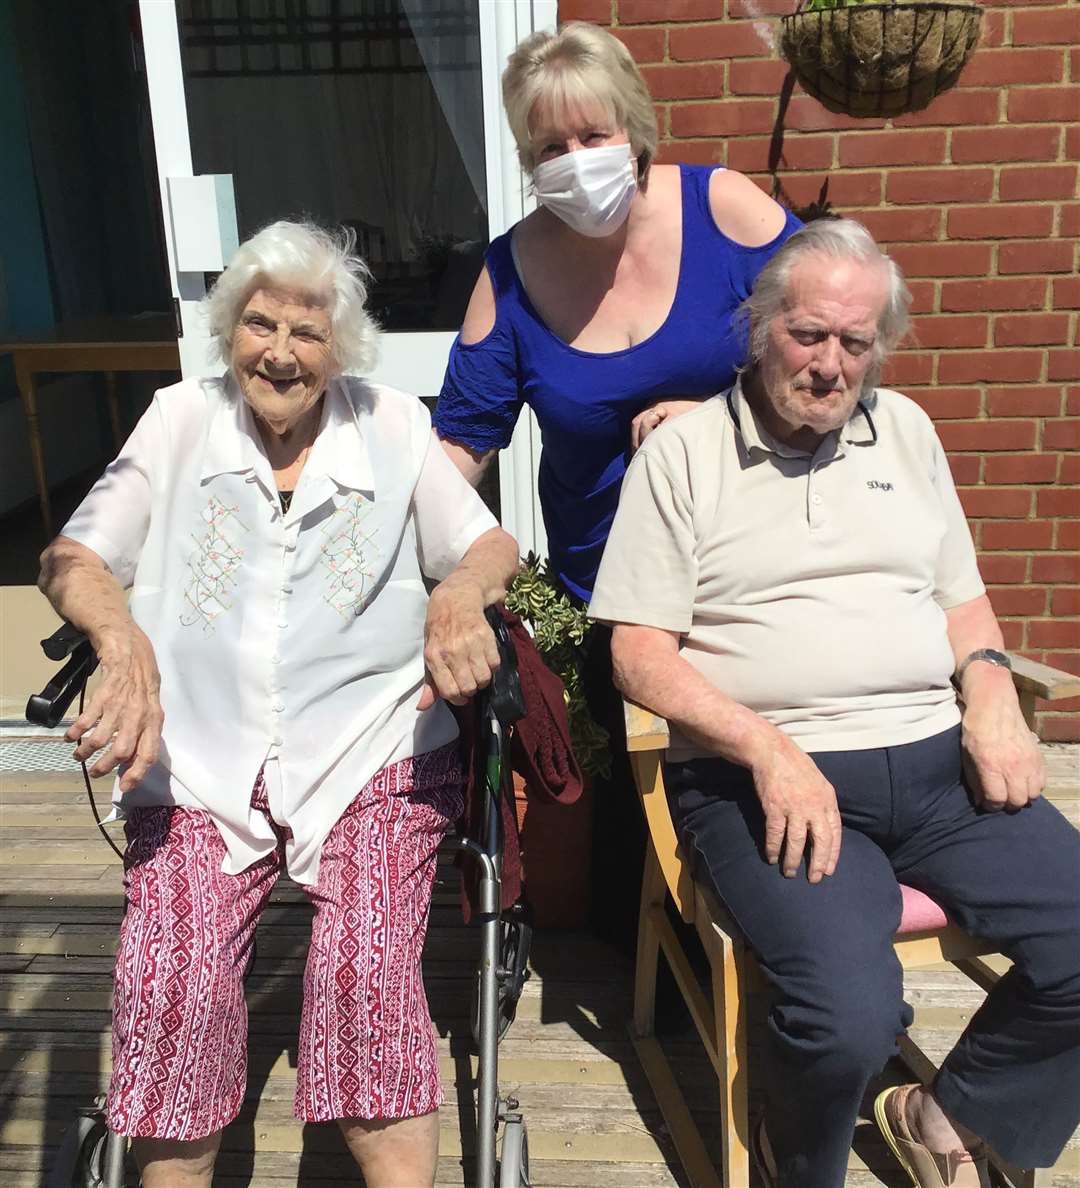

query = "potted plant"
[
  {"left": 780, "top": 0, "right": 982, "bottom": 118},
  {"left": 504, "top": 554, "right": 609, "bottom": 926}
]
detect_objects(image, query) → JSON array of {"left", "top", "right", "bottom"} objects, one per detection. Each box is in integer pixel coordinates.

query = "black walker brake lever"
[
  {"left": 26, "top": 626, "right": 99, "bottom": 729},
  {"left": 484, "top": 606, "right": 526, "bottom": 728}
]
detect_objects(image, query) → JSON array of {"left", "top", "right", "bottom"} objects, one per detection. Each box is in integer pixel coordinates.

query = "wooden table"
[{"left": 1, "top": 316, "right": 180, "bottom": 536}]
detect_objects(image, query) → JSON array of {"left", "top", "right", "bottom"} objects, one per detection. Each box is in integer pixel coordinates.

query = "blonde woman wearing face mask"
[
  {"left": 433, "top": 22, "right": 800, "bottom": 946},
  {"left": 436, "top": 22, "right": 799, "bottom": 607}
]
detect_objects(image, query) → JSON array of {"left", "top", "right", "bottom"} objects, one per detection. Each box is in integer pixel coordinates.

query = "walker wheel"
[
  {"left": 471, "top": 899, "right": 533, "bottom": 1047},
  {"left": 498, "top": 1118, "right": 530, "bottom": 1187},
  {"left": 48, "top": 1110, "right": 110, "bottom": 1188},
  {"left": 48, "top": 1098, "right": 132, "bottom": 1188}
]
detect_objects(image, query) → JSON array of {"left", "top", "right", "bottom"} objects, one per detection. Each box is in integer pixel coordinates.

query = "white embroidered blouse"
[{"left": 62, "top": 374, "right": 498, "bottom": 883}]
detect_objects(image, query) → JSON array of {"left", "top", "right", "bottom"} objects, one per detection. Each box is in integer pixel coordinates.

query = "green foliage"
[{"left": 505, "top": 554, "right": 611, "bottom": 779}]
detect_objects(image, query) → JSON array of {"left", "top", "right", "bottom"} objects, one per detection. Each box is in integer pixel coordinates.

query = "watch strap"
[{"left": 955, "top": 648, "right": 1012, "bottom": 685}]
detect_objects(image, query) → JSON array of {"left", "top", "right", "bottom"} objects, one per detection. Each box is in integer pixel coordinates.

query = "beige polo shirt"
[{"left": 589, "top": 381, "right": 985, "bottom": 758}]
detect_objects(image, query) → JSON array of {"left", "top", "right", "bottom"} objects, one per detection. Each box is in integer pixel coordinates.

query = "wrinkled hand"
[
  {"left": 65, "top": 628, "right": 163, "bottom": 793},
  {"left": 749, "top": 730, "right": 842, "bottom": 883},
  {"left": 418, "top": 579, "right": 500, "bottom": 709},
  {"left": 630, "top": 399, "right": 703, "bottom": 451},
  {"left": 961, "top": 692, "right": 1044, "bottom": 811}
]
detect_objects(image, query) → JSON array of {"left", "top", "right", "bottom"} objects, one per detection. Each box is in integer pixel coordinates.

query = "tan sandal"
[{"left": 874, "top": 1085, "right": 990, "bottom": 1188}]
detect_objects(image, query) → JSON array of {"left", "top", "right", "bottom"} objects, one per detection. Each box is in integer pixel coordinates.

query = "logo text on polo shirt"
[{"left": 867, "top": 480, "right": 894, "bottom": 492}]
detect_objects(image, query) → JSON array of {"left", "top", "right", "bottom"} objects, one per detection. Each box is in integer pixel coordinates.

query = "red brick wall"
[{"left": 560, "top": 0, "right": 1079, "bottom": 738}]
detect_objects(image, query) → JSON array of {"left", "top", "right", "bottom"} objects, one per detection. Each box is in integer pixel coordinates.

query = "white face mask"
[{"left": 532, "top": 143, "right": 637, "bottom": 238}]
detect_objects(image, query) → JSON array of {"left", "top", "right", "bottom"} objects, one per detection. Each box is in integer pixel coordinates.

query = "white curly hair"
[{"left": 203, "top": 220, "right": 379, "bottom": 375}]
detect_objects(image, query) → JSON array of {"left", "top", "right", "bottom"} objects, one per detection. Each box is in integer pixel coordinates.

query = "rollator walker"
[{"left": 28, "top": 606, "right": 533, "bottom": 1188}]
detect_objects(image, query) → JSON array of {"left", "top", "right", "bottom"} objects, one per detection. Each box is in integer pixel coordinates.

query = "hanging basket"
[{"left": 780, "top": 2, "right": 982, "bottom": 118}]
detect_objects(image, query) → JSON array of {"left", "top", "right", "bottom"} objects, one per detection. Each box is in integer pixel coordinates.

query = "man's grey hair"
[
  {"left": 741, "top": 218, "right": 911, "bottom": 380},
  {"left": 203, "top": 220, "right": 379, "bottom": 375}
]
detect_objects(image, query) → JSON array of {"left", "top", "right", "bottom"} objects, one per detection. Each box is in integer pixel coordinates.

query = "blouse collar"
[{"left": 200, "top": 374, "right": 376, "bottom": 498}]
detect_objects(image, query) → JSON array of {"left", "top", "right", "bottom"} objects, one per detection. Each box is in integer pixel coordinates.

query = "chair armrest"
[
  {"left": 1007, "top": 653, "right": 1080, "bottom": 703},
  {"left": 625, "top": 656, "right": 1080, "bottom": 733},
  {"left": 622, "top": 697, "right": 695, "bottom": 920},
  {"left": 624, "top": 699, "right": 671, "bottom": 753}
]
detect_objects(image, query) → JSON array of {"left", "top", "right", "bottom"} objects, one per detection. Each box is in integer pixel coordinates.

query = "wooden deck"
[{"left": 1, "top": 740, "right": 1077, "bottom": 1187}]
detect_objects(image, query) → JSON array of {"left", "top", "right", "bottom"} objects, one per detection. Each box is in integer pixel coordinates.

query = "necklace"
[{"left": 271, "top": 404, "right": 321, "bottom": 493}]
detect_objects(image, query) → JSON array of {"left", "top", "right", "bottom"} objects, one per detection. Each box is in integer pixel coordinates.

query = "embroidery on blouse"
[
  {"left": 320, "top": 492, "right": 380, "bottom": 618},
  {"left": 179, "top": 497, "right": 250, "bottom": 631}
]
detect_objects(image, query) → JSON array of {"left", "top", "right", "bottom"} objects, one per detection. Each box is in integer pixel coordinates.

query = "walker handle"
[
  {"left": 484, "top": 607, "right": 526, "bottom": 728},
  {"left": 26, "top": 625, "right": 99, "bottom": 728}
]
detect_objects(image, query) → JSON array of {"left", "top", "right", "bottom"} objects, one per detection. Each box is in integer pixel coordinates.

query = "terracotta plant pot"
[
  {"left": 513, "top": 772, "right": 594, "bottom": 929},
  {"left": 780, "top": 2, "right": 982, "bottom": 118}
]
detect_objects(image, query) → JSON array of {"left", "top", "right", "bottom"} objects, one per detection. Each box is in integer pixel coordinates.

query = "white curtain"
[
  {"left": 400, "top": 0, "right": 487, "bottom": 212},
  {"left": 182, "top": 0, "right": 487, "bottom": 267}
]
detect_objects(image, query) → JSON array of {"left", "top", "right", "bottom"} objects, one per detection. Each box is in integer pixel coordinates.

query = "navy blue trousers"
[{"left": 667, "top": 725, "right": 1080, "bottom": 1187}]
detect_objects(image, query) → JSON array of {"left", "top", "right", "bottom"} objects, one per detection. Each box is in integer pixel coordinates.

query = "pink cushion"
[{"left": 897, "top": 884, "right": 950, "bottom": 934}]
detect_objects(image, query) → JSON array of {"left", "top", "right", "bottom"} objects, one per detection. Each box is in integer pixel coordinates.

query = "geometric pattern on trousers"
[{"left": 107, "top": 743, "right": 464, "bottom": 1140}]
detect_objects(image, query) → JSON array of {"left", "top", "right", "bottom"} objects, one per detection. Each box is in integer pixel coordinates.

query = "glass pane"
[
  {"left": 178, "top": 0, "right": 489, "bottom": 332},
  {"left": 0, "top": 0, "right": 177, "bottom": 573}
]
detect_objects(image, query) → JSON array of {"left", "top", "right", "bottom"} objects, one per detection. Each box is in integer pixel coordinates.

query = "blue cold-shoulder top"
[{"left": 433, "top": 164, "right": 801, "bottom": 601}]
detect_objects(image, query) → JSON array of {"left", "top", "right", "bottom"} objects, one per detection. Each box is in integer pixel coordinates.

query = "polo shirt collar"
[
  {"left": 200, "top": 374, "right": 375, "bottom": 496},
  {"left": 726, "top": 376, "right": 878, "bottom": 461},
  {"left": 841, "top": 390, "right": 878, "bottom": 445}
]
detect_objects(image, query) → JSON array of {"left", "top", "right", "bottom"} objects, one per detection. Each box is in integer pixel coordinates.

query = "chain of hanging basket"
[{"left": 780, "top": 1, "right": 983, "bottom": 119}]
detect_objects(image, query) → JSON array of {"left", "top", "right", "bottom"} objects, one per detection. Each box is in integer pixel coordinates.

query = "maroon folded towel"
[{"left": 505, "top": 613, "right": 583, "bottom": 808}]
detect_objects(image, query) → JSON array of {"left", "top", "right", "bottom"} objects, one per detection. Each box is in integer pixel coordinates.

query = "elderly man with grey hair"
[{"left": 589, "top": 218, "right": 1080, "bottom": 1188}]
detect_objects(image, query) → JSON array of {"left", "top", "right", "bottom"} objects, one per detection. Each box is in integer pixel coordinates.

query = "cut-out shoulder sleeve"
[
  {"left": 459, "top": 263, "right": 497, "bottom": 345},
  {"left": 709, "top": 169, "right": 790, "bottom": 247},
  {"left": 433, "top": 260, "right": 524, "bottom": 453}
]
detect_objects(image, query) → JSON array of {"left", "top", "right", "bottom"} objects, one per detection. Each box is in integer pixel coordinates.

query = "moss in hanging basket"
[{"left": 781, "top": 2, "right": 982, "bottom": 118}]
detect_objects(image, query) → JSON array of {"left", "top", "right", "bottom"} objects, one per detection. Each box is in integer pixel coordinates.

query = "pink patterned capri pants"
[{"left": 107, "top": 744, "right": 464, "bottom": 1141}]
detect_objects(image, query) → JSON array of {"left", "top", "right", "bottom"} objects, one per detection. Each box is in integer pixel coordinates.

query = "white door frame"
[
  {"left": 480, "top": 0, "right": 555, "bottom": 558},
  {"left": 139, "top": 0, "right": 554, "bottom": 555}
]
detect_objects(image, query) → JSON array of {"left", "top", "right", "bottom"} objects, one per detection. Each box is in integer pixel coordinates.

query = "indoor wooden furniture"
[
  {"left": 626, "top": 653, "right": 1079, "bottom": 1188},
  {"left": 1, "top": 315, "right": 180, "bottom": 536}
]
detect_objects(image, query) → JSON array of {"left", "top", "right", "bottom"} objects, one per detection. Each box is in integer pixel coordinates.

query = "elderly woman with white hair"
[{"left": 38, "top": 220, "right": 519, "bottom": 1187}]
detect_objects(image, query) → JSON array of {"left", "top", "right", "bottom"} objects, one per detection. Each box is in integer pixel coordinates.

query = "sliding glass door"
[{"left": 140, "top": 0, "right": 554, "bottom": 550}]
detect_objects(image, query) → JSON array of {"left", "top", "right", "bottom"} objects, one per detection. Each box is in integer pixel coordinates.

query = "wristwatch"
[{"left": 955, "top": 648, "right": 1012, "bottom": 685}]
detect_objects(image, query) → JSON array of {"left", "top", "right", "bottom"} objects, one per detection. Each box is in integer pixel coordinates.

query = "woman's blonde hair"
[{"left": 502, "top": 22, "right": 658, "bottom": 183}]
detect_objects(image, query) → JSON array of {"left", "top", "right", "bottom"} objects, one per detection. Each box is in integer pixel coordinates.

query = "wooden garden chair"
[{"left": 624, "top": 654, "right": 1079, "bottom": 1188}]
